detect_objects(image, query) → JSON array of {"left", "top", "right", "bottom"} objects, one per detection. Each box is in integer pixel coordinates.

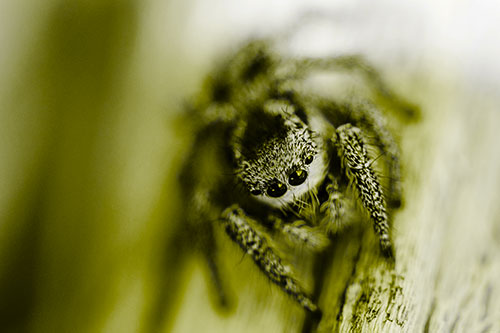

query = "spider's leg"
[
  {"left": 180, "top": 121, "right": 235, "bottom": 310},
  {"left": 196, "top": 103, "right": 238, "bottom": 128},
  {"left": 293, "top": 55, "right": 419, "bottom": 119},
  {"left": 201, "top": 219, "right": 231, "bottom": 309},
  {"left": 269, "top": 215, "right": 329, "bottom": 251},
  {"left": 184, "top": 189, "right": 232, "bottom": 310},
  {"left": 346, "top": 101, "right": 403, "bottom": 207},
  {"left": 319, "top": 174, "right": 351, "bottom": 234},
  {"left": 317, "top": 99, "right": 403, "bottom": 207},
  {"left": 352, "top": 102, "right": 403, "bottom": 207},
  {"left": 335, "top": 124, "right": 394, "bottom": 258},
  {"left": 221, "top": 204, "right": 319, "bottom": 313}
]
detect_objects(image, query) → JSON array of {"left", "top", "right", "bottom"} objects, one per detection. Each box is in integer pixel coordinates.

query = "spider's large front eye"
[
  {"left": 267, "top": 181, "right": 287, "bottom": 197},
  {"left": 288, "top": 169, "right": 307, "bottom": 186}
]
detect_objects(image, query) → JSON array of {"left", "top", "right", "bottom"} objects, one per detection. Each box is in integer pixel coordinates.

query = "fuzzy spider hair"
[{"left": 179, "top": 38, "right": 418, "bottom": 315}]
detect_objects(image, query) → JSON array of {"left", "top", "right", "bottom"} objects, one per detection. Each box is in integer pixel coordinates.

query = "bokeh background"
[{"left": 1, "top": 0, "right": 500, "bottom": 332}]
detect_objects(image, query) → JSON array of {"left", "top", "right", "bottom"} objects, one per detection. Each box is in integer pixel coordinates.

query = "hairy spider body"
[{"left": 180, "top": 39, "right": 416, "bottom": 313}]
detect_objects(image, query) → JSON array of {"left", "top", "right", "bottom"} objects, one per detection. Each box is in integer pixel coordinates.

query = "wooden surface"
[
  {"left": 317, "top": 76, "right": 500, "bottom": 332},
  {"left": 169, "top": 61, "right": 500, "bottom": 333},
  {"left": 165, "top": 2, "right": 500, "bottom": 331}
]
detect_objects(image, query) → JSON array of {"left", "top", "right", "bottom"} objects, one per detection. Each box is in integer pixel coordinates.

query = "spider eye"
[
  {"left": 305, "top": 155, "right": 314, "bottom": 165},
  {"left": 288, "top": 169, "right": 308, "bottom": 186},
  {"left": 266, "top": 181, "right": 287, "bottom": 197},
  {"left": 250, "top": 189, "right": 262, "bottom": 196}
]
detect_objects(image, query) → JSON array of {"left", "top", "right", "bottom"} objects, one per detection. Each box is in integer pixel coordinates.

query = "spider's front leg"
[
  {"left": 268, "top": 215, "right": 329, "bottom": 252},
  {"left": 220, "top": 204, "right": 319, "bottom": 312},
  {"left": 347, "top": 101, "right": 404, "bottom": 208},
  {"left": 334, "top": 124, "right": 394, "bottom": 258},
  {"left": 319, "top": 174, "right": 350, "bottom": 235}
]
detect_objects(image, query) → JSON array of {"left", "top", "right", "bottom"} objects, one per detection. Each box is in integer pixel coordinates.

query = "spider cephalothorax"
[
  {"left": 232, "top": 103, "right": 327, "bottom": 208},
  {"left": 181, "top": 38, "right": 417, "bottom": 314}
]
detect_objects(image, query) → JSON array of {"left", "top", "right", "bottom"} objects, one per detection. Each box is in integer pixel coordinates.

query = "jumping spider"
[{"left": 180, "top": 38, "right": 417, "bottom": 314}]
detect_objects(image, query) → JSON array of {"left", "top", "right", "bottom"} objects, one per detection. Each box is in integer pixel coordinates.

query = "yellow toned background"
[{"left": 1, "top": 1, "right": 500, "bottom": 332}]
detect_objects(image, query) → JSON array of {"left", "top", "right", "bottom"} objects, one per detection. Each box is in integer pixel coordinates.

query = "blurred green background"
[{"left": 0, "top": 1, "right": 197, "bottom": 331}]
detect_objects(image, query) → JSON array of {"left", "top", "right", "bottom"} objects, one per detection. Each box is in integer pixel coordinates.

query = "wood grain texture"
[
  {"left": 163, "top": 2, "right": 500, "bottom": 332},
  {"left": 316, "top": 78, "right": 500, "bottom": 332},
  {"left": 170, "top": 71, "right": 500, "bottom": 333}
]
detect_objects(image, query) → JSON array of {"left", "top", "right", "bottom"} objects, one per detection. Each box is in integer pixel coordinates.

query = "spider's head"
[{"left": 232, "top": 102, "right": 327, "bottom": 208}]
